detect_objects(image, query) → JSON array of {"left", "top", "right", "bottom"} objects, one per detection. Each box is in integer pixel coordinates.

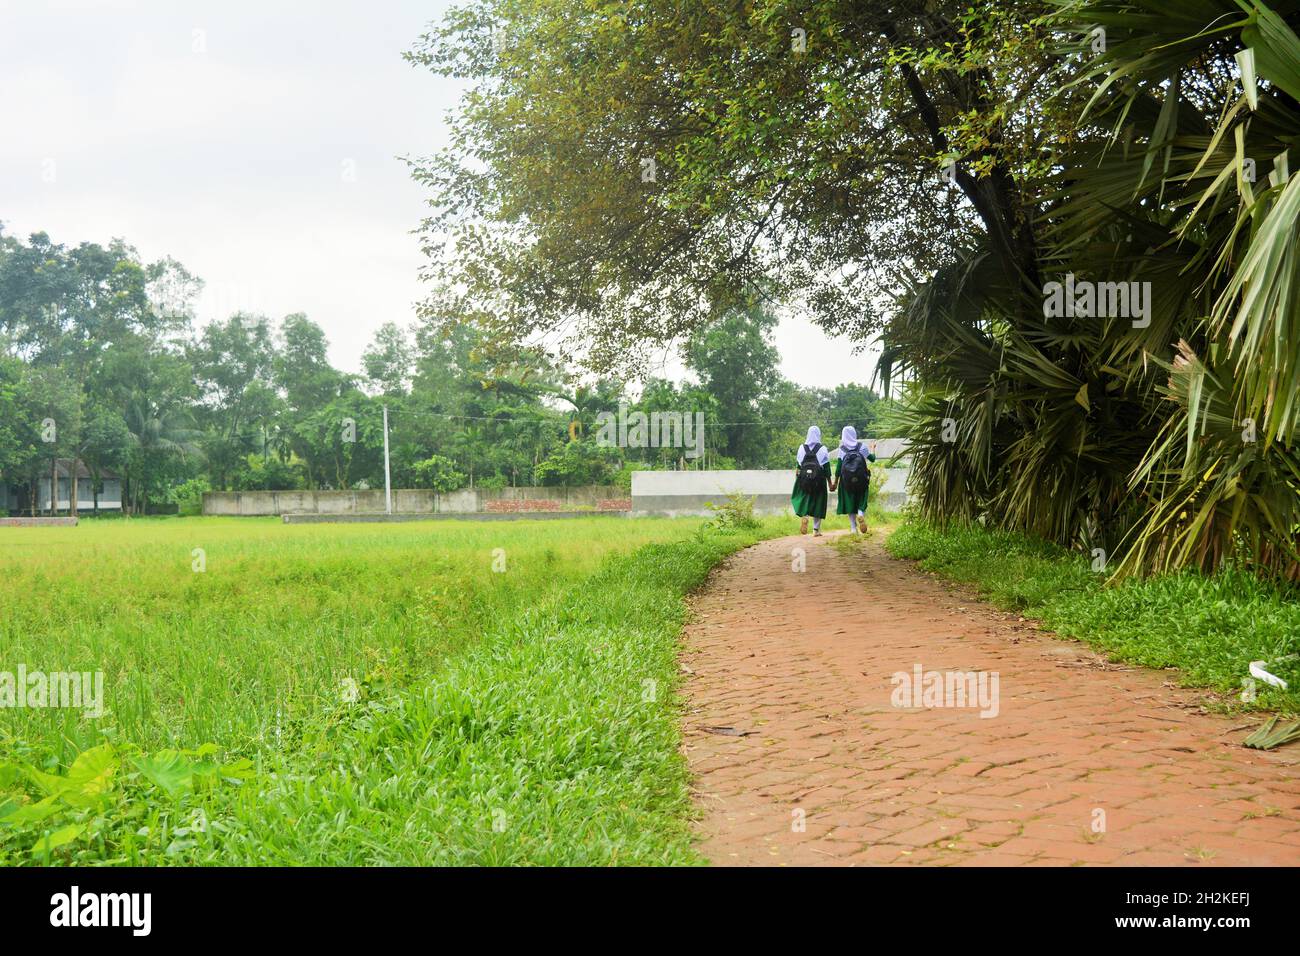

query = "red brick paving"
[{"left": 682, "top": 532, "right": 1300, "bottom": 866}]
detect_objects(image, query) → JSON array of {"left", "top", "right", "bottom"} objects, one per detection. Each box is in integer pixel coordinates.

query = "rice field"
[
  {"left": 0, "top": 513, "right": 789, "bottom": 864},
  {"left": 0, "top": 516, "right": 717, "bottom": 760}
]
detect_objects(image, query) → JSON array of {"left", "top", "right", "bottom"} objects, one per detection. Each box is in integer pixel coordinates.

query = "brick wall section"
[
  {"left": 486, "top": 498, "right": 562, "bottom": 513},
  {"left": 0, "top": 517, "right": 78, "bottom": 527}
]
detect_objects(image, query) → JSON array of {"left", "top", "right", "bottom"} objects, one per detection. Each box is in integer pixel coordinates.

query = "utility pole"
[{"left": 382, "top": 404, "right": 393, "bottom": 515}]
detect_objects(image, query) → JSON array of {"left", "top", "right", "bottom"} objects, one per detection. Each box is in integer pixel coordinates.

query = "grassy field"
[
  {"left": 0, "top": 511, "right": 793, "bottom": 864},
  {"left": 886, "top": 520, "right": 1300, "bottom": 714},
  {"left": 0, "top": 516, "right": 710, "bottom": 759}
]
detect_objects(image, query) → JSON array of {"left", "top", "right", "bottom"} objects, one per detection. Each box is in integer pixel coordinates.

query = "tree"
[
  {"left": 189, "top": 313, "right": 281, "bottom": 489},
  {"left": 18, "top": 364, "right": 80, "bottom": 514},
  {"left": 276, "top": 314, "right": 346, "bottom": 412},
  {"left": 274, "top": 314, "right": 354, "bottom": 486},
  {"left": 362, "top": 322, "right": 414, "bottom": 397},
  {"left": 683, "top": 298, "right": 781, "bottom": 465},
  {"left": 0, "top": 354, "right": 46, "bottom": 512},
  {"left": 123, "top": 396, "right": 203, "bottom": 514},
  {"left": 534, "top": 438, "right": 622, "bottom": 487},
  {"left": 77, "top": 405, "right": 133, "bottom": 514},
  {"left": 292, "top": 393, "right": 383, "bottom": 490},
  {"left": 1045, "top": 0, "right": 1300, "bottom": 578},
  {"left": 411, "top": 454, "right": 467, "bottom": 492},
  {"left": 405, "top": 0, "right": 1059, "bottom": 372},
  {"left": 406, "top": 0, "right": 1300, "bottom": 580},
  {"left": 0, "top": 231, "right": 196, "bottom": 513},
  {"left": 879, "top": 0, "right": 1300, "bottom": 579}
]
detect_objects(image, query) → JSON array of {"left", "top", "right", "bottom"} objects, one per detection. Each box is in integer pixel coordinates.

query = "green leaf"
[
  {"left": 1235, "top": 47, "right": 1258, "bottom": 110},
  {"left": 1241, "top": 2, "right": 1300, "bottom": 104},
  {"left": 133, "top": 750, "right": 199, "bottom": 799},
  {"left": 0, "top": 795, "right": 62, "bottom": 826},
  {"left": 23, "top": 744, "right": 118, "bottom": 807},
  {"left": 31, "top": 823, "right": 84, "bottom": 858}
]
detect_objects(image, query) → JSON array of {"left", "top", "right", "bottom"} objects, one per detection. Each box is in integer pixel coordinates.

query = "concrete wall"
[
  {"left": 282, "top": 511, "right": 627, "bottom": 524},
  {"left": 877, "top": 467, "right": 911, "bottom": 510},
  {"left": 631, "top": 468, "right": 911, "bottom": 517},
  {"left": 632, "top": 470, "right": 793, "bottom": 518},
  {"left": 203, "top": 468, "right": 912, "bottom": 519},
  {"left": 202, "top": 485, "right": 630, "bottom": 517}
]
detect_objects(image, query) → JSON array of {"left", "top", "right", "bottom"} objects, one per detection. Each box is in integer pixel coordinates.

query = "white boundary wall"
[{"left": 632, "top": 468, "right": 910, "bottom": 517}]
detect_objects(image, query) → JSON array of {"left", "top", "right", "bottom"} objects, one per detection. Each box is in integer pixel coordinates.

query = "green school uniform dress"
[
  {"left": 791, "top": 450, "right": 830, "bottom": 520},
  {"left": 835, "top": 446, "right": 876, "bottom": 515}
]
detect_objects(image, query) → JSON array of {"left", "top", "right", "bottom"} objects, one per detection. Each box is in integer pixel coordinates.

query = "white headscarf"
[
  {"left": 840, "top": 425, "right": 860, "bottom": 454},
  {"left": 797, "top": 426, "right": 830, "bottom": 465}
]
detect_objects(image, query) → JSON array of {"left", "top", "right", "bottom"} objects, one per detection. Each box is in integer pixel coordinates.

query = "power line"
[{"left": 392, "top": 409, "right": 887, "bottom": 429}]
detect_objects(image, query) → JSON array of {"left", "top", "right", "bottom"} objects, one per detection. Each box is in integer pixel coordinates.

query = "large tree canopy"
[{"left": 406, "top": 0, "right": 1065, "bottom": 373}]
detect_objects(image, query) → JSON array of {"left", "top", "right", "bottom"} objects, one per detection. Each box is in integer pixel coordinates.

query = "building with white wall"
[{"left": 2, "top": 460, "right": 123, "bottom": 514}]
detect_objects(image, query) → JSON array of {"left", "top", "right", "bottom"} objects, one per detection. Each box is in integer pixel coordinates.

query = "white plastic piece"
[{"left": 1249, "top": 658, "right": 1293, "bottom": 691}]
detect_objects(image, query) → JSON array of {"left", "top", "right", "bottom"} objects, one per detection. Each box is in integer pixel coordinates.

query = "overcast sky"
[{"left": 2, "top": 0, "right": 879, "bottom": 389}]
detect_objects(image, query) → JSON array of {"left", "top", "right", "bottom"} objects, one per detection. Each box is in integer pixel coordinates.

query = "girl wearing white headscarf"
[
  {"left": 830, "top": 425, "right": 877, "bottom": 534},
  {"left": 791, "top": 425, "right": 831, "bottom": 535}
]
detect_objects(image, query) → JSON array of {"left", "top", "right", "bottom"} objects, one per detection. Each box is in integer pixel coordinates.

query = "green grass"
[
  {"left": 0, "top": 513, "right": 788, "bottom": 864},
  {"left": 886, "top": 519, "right": 1300, "bottom": 714},
  {"left": 0, "top": 516, "right": 709, "bottom": 760},
  {"left": 172, "top": 524, "right": 781, "bottom": 865}
]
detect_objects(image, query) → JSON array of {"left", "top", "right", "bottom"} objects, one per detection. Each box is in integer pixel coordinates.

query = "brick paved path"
[{"left": 682, "top": 532, "right": 1300, "bottom": 866}]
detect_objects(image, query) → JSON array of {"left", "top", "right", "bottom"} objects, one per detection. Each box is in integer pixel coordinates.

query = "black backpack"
[
  {"left": 840, "top": 446, "right": 869, "bottom": 493},
  {"left": 797, "top": 444, "right": 824, "bottom": 492}
]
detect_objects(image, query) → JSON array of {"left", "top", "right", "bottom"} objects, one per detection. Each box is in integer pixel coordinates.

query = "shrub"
[
  {"left": 167, "top": 477, "right": 211, "bottom": 516},
  {"left": 411, "top": 455, "right": 467, "bottom": 493},
  {"left": 534, "top": 440, "right": 621, "bottom": 487},
  {"left": 705, "top": 492, "right": 759, "bottom": 531},
  {"left": 231, "top": 454, "right": 309, "bottom": 491}
]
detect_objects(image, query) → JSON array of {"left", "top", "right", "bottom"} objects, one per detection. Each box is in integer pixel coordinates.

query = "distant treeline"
[{"left": 0, "top": 227, "right": 887, "bottom": 514}]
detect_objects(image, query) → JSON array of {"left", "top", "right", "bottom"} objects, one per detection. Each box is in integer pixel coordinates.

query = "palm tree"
[
  {"left": 123, "top": 396, "right": 204, "bottom": 514},
  {"left": 881, "top": 0, "right": 1300, "bottom": 581},
  {"left": 1051, "top": 0, "right": 1300, "bottom": 579}
]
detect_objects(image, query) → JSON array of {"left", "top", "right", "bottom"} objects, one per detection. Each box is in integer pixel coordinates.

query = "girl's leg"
[
  {"left": 800, "top": 516, "right": 809, "bottom": 534},
  {"left": 857, "top": 509, "right": 867, "bottom": 533},
  {"left": 848, "top": 513, "right": 858, "bottom": 533},
  {"left": 812, "top": 517, "right": 822, "bottom": 535}
]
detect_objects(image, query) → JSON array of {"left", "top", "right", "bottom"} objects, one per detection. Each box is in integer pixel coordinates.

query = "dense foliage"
[
  {"left": 0, "top": 229, "right": 887, "bottom": 512},
  {"left": 886, "top": 0, "right": 1300, "bottom": 582}
]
